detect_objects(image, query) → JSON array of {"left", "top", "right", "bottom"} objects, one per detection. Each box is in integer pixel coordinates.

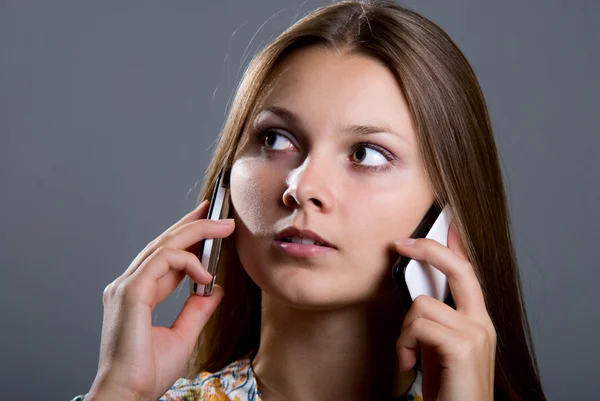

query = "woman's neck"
[{"left": 251, "top": 292, "right": 417, "bottom": 401}]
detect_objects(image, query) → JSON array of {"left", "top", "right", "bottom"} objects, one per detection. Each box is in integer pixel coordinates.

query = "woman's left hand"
[{"left": 394, "top": 225, "right": 497, "bottom": 401}]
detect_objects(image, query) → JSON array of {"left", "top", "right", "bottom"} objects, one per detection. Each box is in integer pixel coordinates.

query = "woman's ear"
[{"left": 447, "top": 222, "right": 468, "bottom": 261}]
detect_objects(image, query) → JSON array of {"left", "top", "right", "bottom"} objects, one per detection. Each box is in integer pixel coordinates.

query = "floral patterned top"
[{"left": 71, "top": 356, "right": 423, "bottom": 401}]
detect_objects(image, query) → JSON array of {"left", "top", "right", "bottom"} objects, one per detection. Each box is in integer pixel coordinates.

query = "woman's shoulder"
[{"left": 160, "top": 357, "right": 261, "bottom": 401}]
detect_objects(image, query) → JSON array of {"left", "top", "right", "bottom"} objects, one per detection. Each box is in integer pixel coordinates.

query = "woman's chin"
[{"left": 259, "top": 270, "right": 376, "bottom": 311}]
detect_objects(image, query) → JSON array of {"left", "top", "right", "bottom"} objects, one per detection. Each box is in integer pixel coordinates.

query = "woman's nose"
[{"left": 282, "top": 156, "right": 335, "bottom": 213}]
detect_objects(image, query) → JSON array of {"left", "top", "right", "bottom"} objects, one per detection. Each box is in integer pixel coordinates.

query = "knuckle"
[
  {"left": 395, "top": 336, "right": 407, "bottom": 353},
  {"left": 154, "top": 245, "right": 175, "bottom": 259},
  {"left": 114, "top": 279, "right": 132, "bottom": 300},
  {"left": 448, "top": 261, "right": 469, "bottom": 283},
  {"left": 147, "top": 236, "right": 162, "bottom": 251},
  {"left": 473, "top": 324, "right": 489, "bottom": 345},
  {"left": 154, "top": 245, "right": 167, "bottom": 256},
  {"left": 410, "top": 317, "right": 425, "bottom": 332},
  {"left": 457, "top": 260, "right": 473, "bottom": 277},
  {"left": 484, "top": 321, "right": 497, "bottom": 344},
  {"left": 489, "top": 323, "right": 498, "bottom": 341},
  {"left": 155, "top": 231, "right": 173, "bottom": 246},
  {"left": 120, "top": 280, "right": 141, "bottom": 304},
  {"left": 420, "top": 243, "right": 432, "bottom": 259},
  {"left": 102, "top": 282, "right": 114, "bottom": 304}
]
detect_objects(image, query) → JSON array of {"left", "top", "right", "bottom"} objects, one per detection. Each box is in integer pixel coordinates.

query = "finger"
[
  {"left": 447, "top": 223, "right": 468, "bottom": 260},
  {"left": 165, "top": 201, "right": 213, "bottom": 257},
  {"left": 139, "top": 201, "right": 212, "bottom": 265},
  {"left": 170, "top": 285, "right": 224, "bottom": 352},
  {"left": 395, "top": 238, "right": 486, "bottom": 317},
  {"left": 127, "top": 247, "right": 213, "bottom": 309},
  {"left": 403, "top": 294, "right": 463, "bottom": 332},
  {"left": 119, "top": 201, "right": 210, "bottom": 280},
  {"left": 396, "top": 317, "right": 455, "bottom": 372},
  {"left": 153, "top": 268, "right": 190, "bottom": 306},
  {"left": 161, "top": 218, "right": 235, "bottom": 251},
  {"left": 401, "top": 295, "right": 490, "bottom": 367},
  {"left": 122, "top": 218, "right": 234, "bottom": 279}
]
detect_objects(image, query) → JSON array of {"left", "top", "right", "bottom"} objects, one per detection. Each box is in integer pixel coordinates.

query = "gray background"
[{"left": 1, "top": 1, "right": 598, "bottom": 399}]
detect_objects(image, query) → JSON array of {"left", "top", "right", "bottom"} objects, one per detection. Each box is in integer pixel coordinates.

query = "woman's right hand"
[{"left": 85, "top": 200, "right": 235, "bottom": 401}]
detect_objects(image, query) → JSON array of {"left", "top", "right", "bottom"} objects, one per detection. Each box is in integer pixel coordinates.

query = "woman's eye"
[
  {"left": 351, "top": 145, "right": 389, "bottom": 167},
  {"left": 256, "top": 130, "right": 394, "bottom": 171},
  {"left": 262, "top": 130, "right": 294, "bottom": 150}
]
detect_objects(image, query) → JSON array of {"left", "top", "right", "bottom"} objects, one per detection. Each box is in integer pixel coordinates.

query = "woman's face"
[{"left": 230, "top": 47, "right": 434, "bottom": 310}]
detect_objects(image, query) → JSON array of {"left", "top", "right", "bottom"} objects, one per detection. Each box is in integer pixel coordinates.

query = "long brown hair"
[{"left": 185, "top": 1, "right": 546, "bottom": 400}]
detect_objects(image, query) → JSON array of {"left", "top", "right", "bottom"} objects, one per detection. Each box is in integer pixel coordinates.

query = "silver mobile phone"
[{"left": 193, "top": 167, "right": 231, "bottom": 296}]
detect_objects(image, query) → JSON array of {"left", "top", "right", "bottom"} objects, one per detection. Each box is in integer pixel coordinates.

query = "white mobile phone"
[
  {"left": 392, "top": 204, "right": 455, "bottom": 313},
  {"left": 193, "top": 167, "right": 231, "bottom": 296}
]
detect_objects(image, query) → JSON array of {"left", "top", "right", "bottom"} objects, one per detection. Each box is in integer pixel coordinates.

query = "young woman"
[{"left": 72, "top": 1, "right": 547, "bottom": 400}]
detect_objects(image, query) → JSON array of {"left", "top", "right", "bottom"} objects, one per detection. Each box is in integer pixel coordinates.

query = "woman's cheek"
[{"left": 230, "top": 160, "right": 274, "bottom": 235}]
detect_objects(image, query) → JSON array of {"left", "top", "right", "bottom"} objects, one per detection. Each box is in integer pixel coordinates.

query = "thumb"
[{"left": 170, "top": 285, "right": 224, "bottom": 348}]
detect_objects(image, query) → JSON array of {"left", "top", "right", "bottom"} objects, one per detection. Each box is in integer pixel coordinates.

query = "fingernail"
[
  {"left": 216, "top": 218, "right": 234, "bottom": 225},
  {"left": 395, "top": 238, "right": 416, "bottom": 246}
]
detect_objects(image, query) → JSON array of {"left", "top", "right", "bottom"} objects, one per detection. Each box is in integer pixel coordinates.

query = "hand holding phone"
[
  {"left": 83, "top": 195, "right": 232, "bottom": 401},
  {"left": 392, "top": 204, "right": 456, "bottom": 313}
]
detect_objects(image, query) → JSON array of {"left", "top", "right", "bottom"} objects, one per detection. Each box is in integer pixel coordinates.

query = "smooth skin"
[
  {"left": 84, "top": 46, "right": 496, "bottom": 401},
  {"left": 231, "top": 47, "right": 496, "bottom": 401},
  {"left": 85, "top": 200, "right": 234, "bottom": 401}
]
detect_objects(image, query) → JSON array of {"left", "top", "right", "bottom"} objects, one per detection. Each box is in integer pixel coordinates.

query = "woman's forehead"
[{"left": 250, "top": 47, "right": 415, "bottom": 142}]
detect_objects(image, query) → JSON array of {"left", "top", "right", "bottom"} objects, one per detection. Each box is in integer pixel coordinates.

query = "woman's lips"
[{"left": 273, "top": 240, "right": 337, "bottom": 258}]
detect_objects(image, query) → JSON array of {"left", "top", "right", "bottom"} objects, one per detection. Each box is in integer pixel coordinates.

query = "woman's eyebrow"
[{"left": 254, "top": 105, "right": 408, "bottom": 143}]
